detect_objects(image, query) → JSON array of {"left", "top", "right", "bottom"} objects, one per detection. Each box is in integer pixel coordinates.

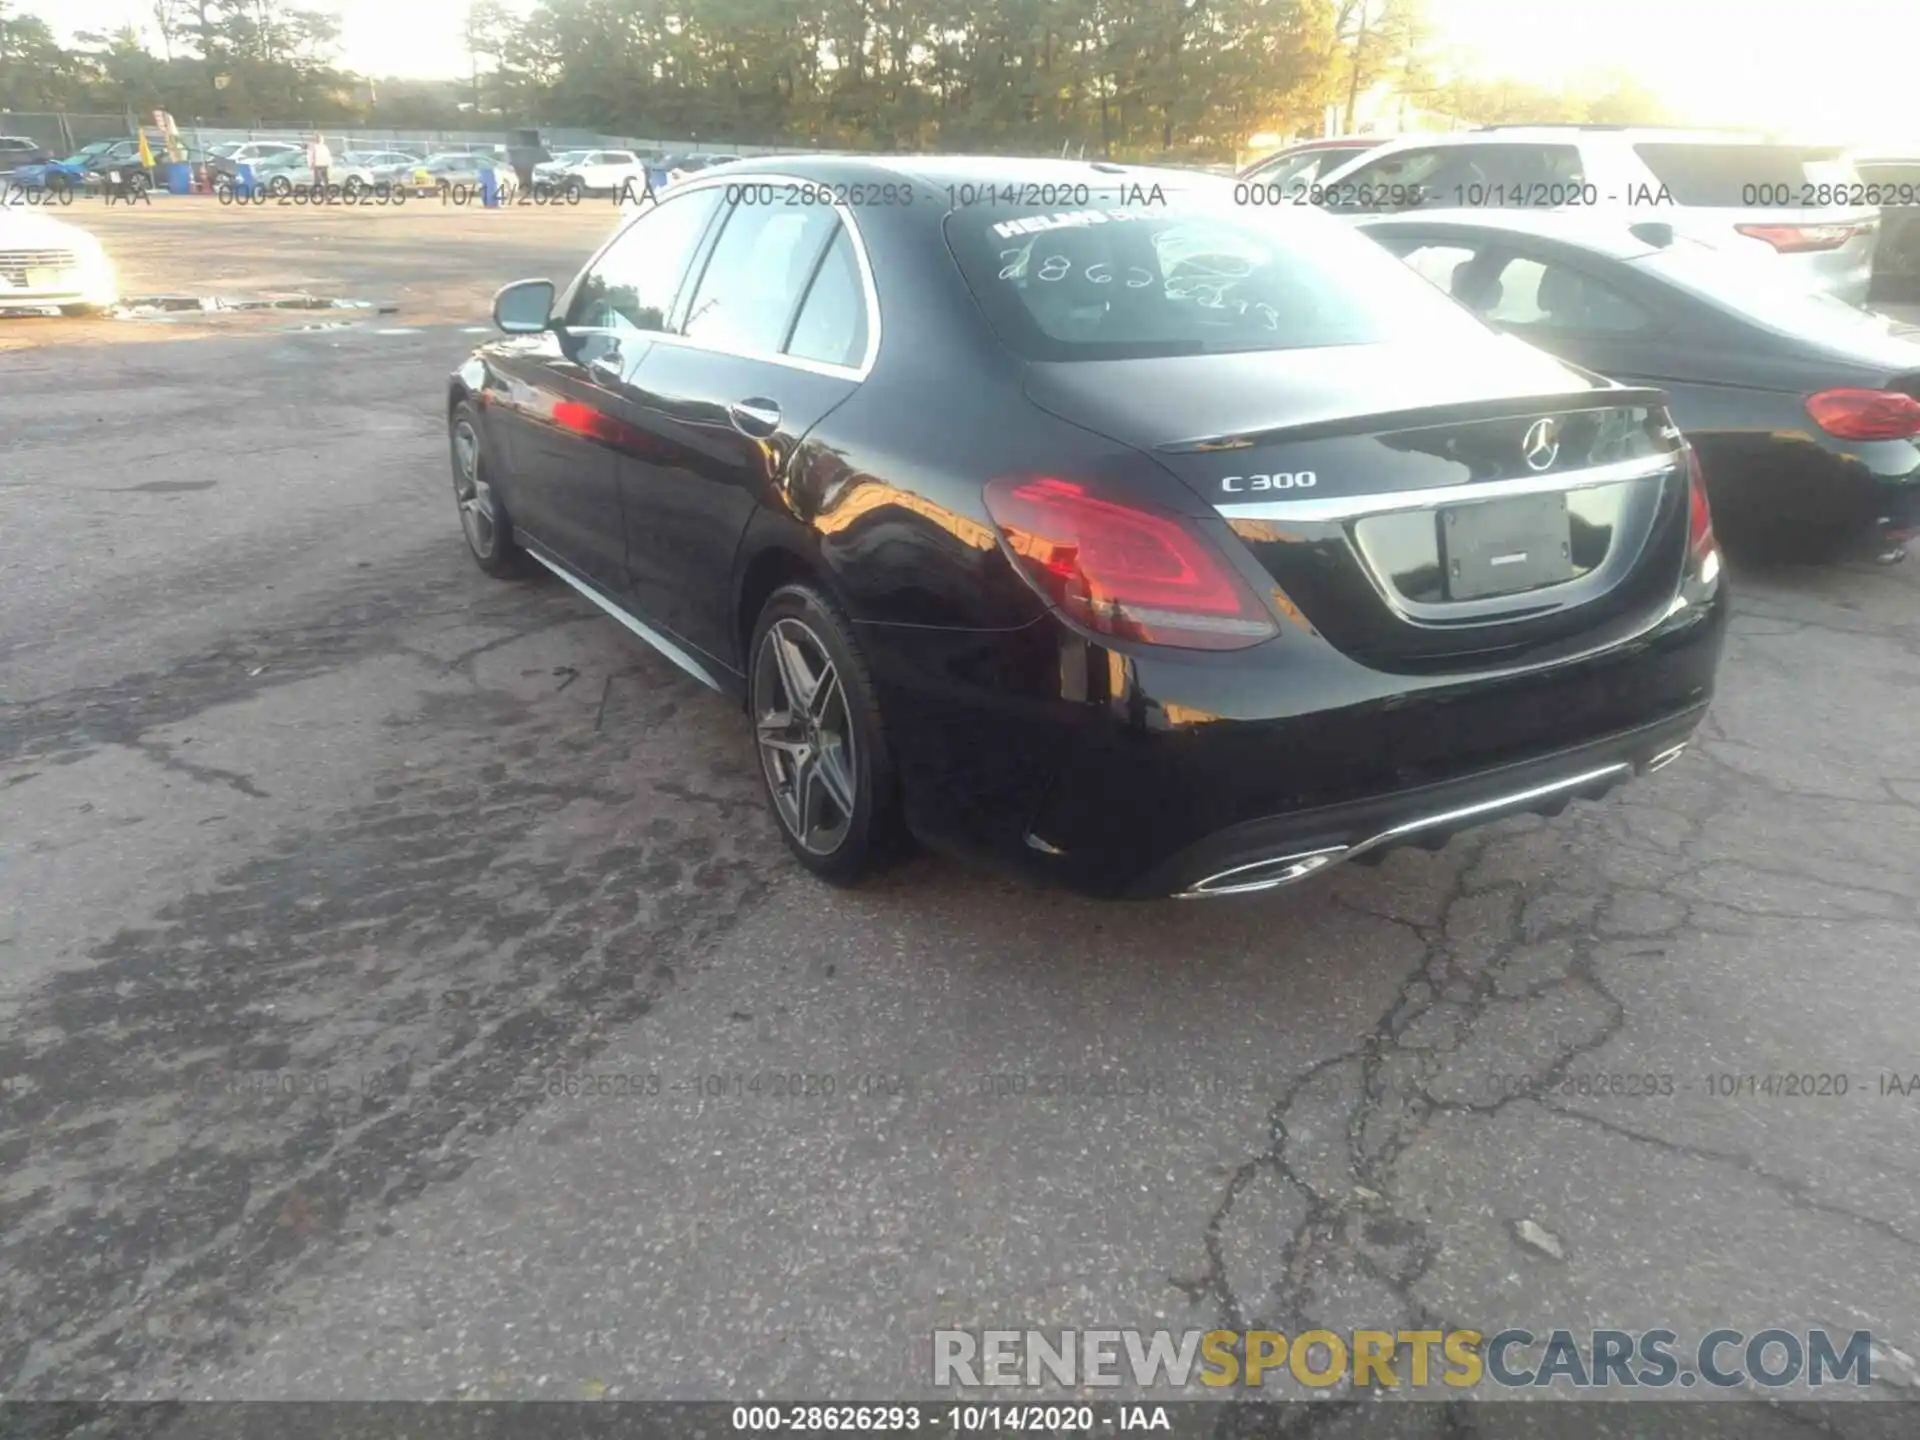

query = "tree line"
[{"left": 0, "top": 0, "right": 1668, "bottom": 159}]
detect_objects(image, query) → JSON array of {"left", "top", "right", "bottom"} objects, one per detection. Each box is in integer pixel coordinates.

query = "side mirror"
[{"left": 493, "top": 278, "right": 555, "bottom": 334}]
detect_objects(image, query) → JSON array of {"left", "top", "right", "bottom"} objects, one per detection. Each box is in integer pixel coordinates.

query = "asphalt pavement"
[{"left": 4, "top": 265, "right": 1920, "bottom": 1432}]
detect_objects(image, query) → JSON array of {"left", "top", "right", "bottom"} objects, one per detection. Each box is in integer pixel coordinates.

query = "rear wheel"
[
  {"left": 749, "top": 585, "right": 903, "bottom": 886},
  {"left": 342, "top": 176, "right": 366, "bottom": 199},
  {"left": 449, "top": 400, "right": 531, "bottom": 578},
  {"left": 267, "top": 175, "right": 292, "bottom": 197}
]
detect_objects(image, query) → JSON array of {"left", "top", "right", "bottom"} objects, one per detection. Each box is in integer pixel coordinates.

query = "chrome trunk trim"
[{"left": 1215, "top": 453, "right": 1679, "bottom": 524}]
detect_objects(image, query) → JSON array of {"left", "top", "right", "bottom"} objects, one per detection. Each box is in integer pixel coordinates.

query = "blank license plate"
[{"left": 1441, "top": 493, "right": 1573, "bottom": 600}]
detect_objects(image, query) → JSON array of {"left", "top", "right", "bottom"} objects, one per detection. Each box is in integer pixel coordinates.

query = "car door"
[
  {"left": 487, "top": 184, "right": 727, "bottom": 593},
  {"left": 599, "top": 193, "right": 873, "bottom": 666}
]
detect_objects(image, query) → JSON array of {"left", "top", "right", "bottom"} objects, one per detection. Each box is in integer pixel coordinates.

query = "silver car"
[{"left": 1316, "top": 128, "right": 1882, "bottom": 304}]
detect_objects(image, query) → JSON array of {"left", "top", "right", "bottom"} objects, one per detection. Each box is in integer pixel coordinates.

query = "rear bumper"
[
  {"left": 861, "top": 580, "right": 1727, "bottom": 899},
  {"left": 1134, "top": 704, "right": 1701, "bottom": 898}
]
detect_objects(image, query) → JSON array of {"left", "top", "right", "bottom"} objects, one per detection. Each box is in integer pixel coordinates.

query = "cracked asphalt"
[{"left": 4, "top": 214, "right": 1920, "bottom": 1434}]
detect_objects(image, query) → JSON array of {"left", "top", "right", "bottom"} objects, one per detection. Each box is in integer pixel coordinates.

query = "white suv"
[
  {"left": 559, "top": 150, "right": 650, "bottom": 197},
  {"left": 1315, "top": 127, "right": 1881, "bottom": 304}
]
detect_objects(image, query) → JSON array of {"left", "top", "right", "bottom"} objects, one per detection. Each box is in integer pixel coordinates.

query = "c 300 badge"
[{"left": 1220, "top": 472, "right": 1317, "bottom": 493}]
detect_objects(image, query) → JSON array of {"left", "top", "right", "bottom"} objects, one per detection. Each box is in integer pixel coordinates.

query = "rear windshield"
[
  {"left": 944, "top": 189, "right": 1491, "bottom": 361},
  {"left": 1633, "top": 143, "right": 1851, "bottom": 206}
]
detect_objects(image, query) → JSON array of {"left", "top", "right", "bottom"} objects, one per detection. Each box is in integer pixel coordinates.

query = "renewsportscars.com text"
[{"left": 932, "top": 1327, "right": 1875, "bottom": 1391}]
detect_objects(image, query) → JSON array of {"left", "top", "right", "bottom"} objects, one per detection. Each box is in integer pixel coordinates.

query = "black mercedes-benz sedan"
[
  {"left": 445, "top": 156, "right": 1727, "bottom": 899},
  {"left": 1358, "top": 210, "right": 1920, "bottom": 563}
]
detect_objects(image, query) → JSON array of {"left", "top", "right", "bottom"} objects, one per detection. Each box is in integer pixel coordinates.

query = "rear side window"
[
  {"left": 682, "top": 201, "right": 841, "bottom": 354},
  {"left": 1632, "top": 144, "right": 1846, "bottom": 205},
  {"left": 945, "top": 194, "right": 1491, "bottom": 361},
  {"left": 785, "top": 225, "right": 869, "bottom": 369}
]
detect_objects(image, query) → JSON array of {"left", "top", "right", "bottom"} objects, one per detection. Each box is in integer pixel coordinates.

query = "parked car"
[
  {"left": 5, "top": 157, "right": 89, "bottom": 194},
  {"left": 0, "top": 206, "right": 116, "bottom": 313},
  {"left": 0, "top": 135, "right": 52, "bottom": 179},
  {"left": 1237, "top": 136, "right": 1384, "bottom": 192},
  {"left": 1852, "top": 148, "right": 1920, "bottom": 305},
  {"left": 242, "top": 150, "right": 378, "bottom": 197},
  {"left": 555, "top": 149, "right": 651, "bottom": 198},
  {"left": 205, "top": 140, "right": 304, "bottom": 183},
  {"left": 1315, "top": 127, "right": 1883, "bottom": 305},
  {"left": 1360, "top": 210, "right": 1920, "bottom": 561},
  {"left": 341, "top": 149, "right": 419, "bottom": 173},
  {"left": 658, "top": 153, "right": 740, "bottom": 189},
  {"left": 445, "top": 157, "right": 1725, "bottom": 898},
  {"left": 75, "top": 136, "right": 212, "bottom": 194},
  {"left": 534, "top": 149, "right": 594, "bottom": 182},
  {"left": 396, "top": 153, "right": 518, "bottom": 196}
]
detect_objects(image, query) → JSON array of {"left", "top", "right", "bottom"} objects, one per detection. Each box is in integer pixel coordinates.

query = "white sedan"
[
  {"left": 244, "top": 153, "right": 378, "bottom": 196},
  {"left": 0, "top": 207, "right": 115, "bottom": 315}
]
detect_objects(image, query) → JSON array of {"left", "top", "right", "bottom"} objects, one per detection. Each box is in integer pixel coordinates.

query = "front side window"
[
  {"left": 568, "top": 186, "right": 724, "bottom": 333},
  {"left": 681, "top": 201, "right": 841, "bottom": 354}
]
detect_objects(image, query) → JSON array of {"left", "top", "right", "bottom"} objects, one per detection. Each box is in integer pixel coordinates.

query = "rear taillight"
[
  {"left": 1734, "top": 222, "right": 1870, "bottom": 254},
  {"left": 983, "top": 476, "right": 1279, "bottom": 650},
  {"left": 1686, "top": 446, "right": 1715, "bottom": 562},
  {"left": 1805, "top": 388, "right": 1920, "bottom": 441}
]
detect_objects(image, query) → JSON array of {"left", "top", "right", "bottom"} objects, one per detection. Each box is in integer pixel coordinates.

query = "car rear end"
[
  {"left": 922, "top": 185, "right": 1726, "bottom": 897},
  {"left": 1628, "top": 140, "right": 1880, "bottom": 303}
]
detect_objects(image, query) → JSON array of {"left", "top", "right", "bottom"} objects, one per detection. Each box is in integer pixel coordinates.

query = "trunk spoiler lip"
[{"left": 1153, "top": 387, "right": 1672, "bottom": 455}]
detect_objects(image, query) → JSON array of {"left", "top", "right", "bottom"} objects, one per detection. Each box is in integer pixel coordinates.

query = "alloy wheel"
[
  {"left": 451, "top": 418, "right": 498, "bottom": 558},
  {"left": 753, "top": 618, "right": 858, "bottom": 855}
]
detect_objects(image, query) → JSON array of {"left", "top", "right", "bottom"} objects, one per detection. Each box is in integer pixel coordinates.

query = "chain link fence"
[{"left": 0, "top": 112, "right": 809, "bottom": 160}]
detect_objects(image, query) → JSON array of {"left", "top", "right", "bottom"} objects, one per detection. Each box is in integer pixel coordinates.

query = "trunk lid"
[{"left": 1024, "top": 339, "right": 1692, "bottom": 671}]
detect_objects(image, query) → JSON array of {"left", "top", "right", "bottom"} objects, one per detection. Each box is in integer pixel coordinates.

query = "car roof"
[
  {"left": 1363, "top": 127, "right": 1770, "bottom": 151},
  {"left": 1356, "top": 208, "right": 1672, "bottom": 258},
  {"left": 718, "top": 153, "right": 1214, "bottom": 192}
]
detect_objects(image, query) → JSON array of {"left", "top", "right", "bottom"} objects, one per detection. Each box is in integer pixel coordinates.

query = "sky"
[{"left": 19, "top": 0, "right": 1920, "bottom": 148}]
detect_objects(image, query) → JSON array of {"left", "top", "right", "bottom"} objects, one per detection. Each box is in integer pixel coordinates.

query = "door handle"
[{"left": 728, "top": 398, "right": 782, "bottom": 438}]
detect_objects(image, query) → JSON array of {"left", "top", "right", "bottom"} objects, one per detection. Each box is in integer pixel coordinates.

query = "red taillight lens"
[
  {"left": 1734, "top": 222, "right": 1868, "bottom": 254},
  {"left": 1685, "top": 446, "right": 1715, "bottom": 562},
  {"left": 1805, "top": 388, "right": 1920, "bottom": 441},
  {"left": 982, "top": 476, "right": 1279, "bottom": 650}
]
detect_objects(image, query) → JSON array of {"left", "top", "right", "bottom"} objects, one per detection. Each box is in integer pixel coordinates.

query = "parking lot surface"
[{"left": 4, "top": 205, "right": 1920, "bottom": 1427}]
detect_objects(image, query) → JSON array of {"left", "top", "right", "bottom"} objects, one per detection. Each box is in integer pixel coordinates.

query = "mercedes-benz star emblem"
[{"left": 1522, "top": 418, "right": 1561, "bottom": 472}]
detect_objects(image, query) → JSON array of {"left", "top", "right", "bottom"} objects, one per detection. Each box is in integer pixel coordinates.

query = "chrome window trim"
[
  {"left": 588, "top": 172, "right": 882, "bottom": 382},
  {"left": 1214, "top": 451, "right": 1678, "bottom": 523}
]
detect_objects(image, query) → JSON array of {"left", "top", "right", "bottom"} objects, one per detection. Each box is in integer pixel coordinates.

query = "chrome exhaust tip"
[
  {"left": 1643, "top": 742, "right": 1687, "bottom": 774},
  {"left": 1179, "top": 846, "right": 1348, "bottom": 898}
]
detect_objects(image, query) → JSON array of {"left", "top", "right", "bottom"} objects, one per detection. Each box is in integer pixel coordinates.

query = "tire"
[
  {"left": 267, "top": 175, "right": 292, "bottom": 197},
  {"left": 748, "top": 583, "right": 905, "bottom": 886},
  {"left": 564, "top": 177, "right": 584, "bottom": 203},
  {"left": 449, "top": 400, "right": 532, "bottom": 578},
  {"left": 342, "top": 176, "right": 366, "bottom": 198}
]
